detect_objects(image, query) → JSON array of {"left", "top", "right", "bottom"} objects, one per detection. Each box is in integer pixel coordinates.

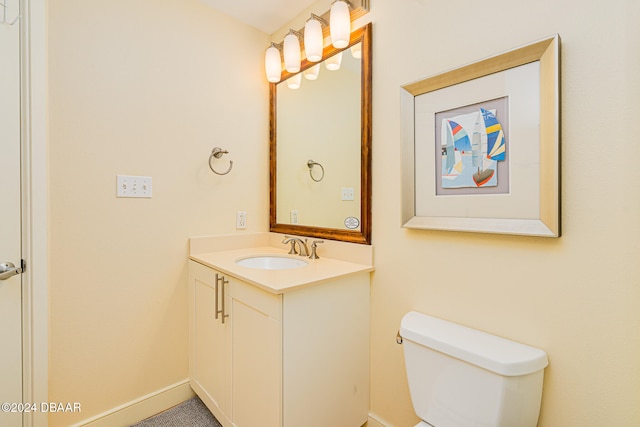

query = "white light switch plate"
[{"left": 117, "top": 175, "right": 152, "bottom": 198}]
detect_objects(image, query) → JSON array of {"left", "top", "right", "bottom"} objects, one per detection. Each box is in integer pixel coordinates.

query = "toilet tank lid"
[{"left": 400, "top": 311, "right": 548, "bottom": 376}]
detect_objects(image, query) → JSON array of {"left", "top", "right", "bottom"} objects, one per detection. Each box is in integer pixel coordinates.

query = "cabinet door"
[
  {"left": 282, "top": 274, "right": 370, "bottom": 427},
  {"left": 231, "top": 280, "right": 282, "bottom": 427},
  {"left": 189, "top": 261, "right": 232, "bottom": 424}
]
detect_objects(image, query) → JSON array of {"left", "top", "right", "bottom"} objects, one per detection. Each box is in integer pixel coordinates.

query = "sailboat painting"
[{"left": 440, "top": 107, "right": 507, "bottom": 189}]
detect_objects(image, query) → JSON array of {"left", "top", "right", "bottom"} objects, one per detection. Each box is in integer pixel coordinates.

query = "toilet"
[{"left": 400, "top": 311, "right": 548, "bottom": 427}]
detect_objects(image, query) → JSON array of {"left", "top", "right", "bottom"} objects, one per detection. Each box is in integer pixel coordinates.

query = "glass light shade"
[
  {"left": 304, "top": 18, "right": 324, "bottom": 63},
  {"left": 330, "top": 1, "right": 350, "bottom": 49},
  {"left": 325, "top": 52, "right": 342, "bottom": 71},
  {"left": 350, "top": 43, "right": 362, "bottom": 59},
  {"left": 286, "top": 73, "right": 302, "bottom": 89},
  {"left": 303, "top": 64, "right": 321, "bottom": 80},
  {"left": 265, "top": 45, "right": 282, "bottom": 83},
  {"left": 283, "top": 32, "right": 301, "bottom": 73}
]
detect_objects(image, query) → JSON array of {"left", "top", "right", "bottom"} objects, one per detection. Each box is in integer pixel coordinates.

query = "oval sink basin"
[{"left": 235, "top": 255, "right": 308, "bottom": 270}]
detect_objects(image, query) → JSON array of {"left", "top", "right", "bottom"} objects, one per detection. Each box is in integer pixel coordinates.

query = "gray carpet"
[{"left": 130, "top": 397, "right": 222, "bottom": 427}]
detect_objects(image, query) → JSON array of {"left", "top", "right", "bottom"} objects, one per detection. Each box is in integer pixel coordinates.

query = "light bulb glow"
[
  {"left": 304, "top": 18, "right": 323, "bottom": 63},
  {"left": 304, "top": 64, "right": 321, "bottom": 80},
  {"left": 265, "top": 45, "right": 282, "bottom": 83},
  {"left": 287, "top": 73, "right": 302, "bottom": 89},
  {"left": 350, "top": 43, "right": 362, "bottom": 59},
  {"left": 325, "top": 52, "right": 343, "bottom": 71},
  {"left": 330, "top": 1, "right": 350, "bottom": 49},
  {"left": 283, "top": 32, "right": 301, "bottom": 73}
]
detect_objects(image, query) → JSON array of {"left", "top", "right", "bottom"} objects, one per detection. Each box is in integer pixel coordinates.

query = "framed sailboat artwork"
[{"left": 401, "top": 35, "right": 560, "bottom": 237}]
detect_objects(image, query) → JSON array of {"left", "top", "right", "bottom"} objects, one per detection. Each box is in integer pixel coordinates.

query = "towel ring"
[
  {"left": 307, "top": 160, "right": 324, "bottom": 182},
  {"left": 209, "top": 147, "right": 233, "bottom": 175}
]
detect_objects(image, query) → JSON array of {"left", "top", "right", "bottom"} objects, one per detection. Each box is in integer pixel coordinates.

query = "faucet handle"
[
  {"left": 309, "top": 240, "right": 324, "bottom": 259},
  {"left": 282, "top": 235, "right": 298, "bottom": 255}
]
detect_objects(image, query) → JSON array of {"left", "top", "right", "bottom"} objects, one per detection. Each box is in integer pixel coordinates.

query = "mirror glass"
[
  {"left": 276, "top": 45, "right": 361, "bottom": 228},
  {"left": 270, "top": 24, "right": 371, "bottom": 244}
]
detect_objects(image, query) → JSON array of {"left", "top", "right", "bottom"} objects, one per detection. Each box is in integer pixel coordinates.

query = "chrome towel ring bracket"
[
  {"left": 209, "top": 147, "right": 233, "bottom": 175},
  {"left": 307, "top": 160, "right": 325, "bottom": 182}
]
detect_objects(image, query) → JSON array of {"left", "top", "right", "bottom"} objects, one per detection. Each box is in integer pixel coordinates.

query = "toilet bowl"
[{"left": 400, "top": 311, "right": 548, "bottom": 427}]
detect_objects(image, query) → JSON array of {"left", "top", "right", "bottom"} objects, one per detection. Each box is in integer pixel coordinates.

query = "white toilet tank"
[{"left": 400, "top": 311, "right": 548, "bottom": 427}]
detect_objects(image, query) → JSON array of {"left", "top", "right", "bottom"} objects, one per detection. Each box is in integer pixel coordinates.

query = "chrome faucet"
[{"left": 282, "top": 236, "right": 309, "bottom": 256}]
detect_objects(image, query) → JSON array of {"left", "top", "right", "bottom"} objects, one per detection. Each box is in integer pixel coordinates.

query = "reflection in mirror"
[
  {"left": 276, "top": 44, "right": 361, "bottom": 230},
  {"left": 270, "top": 24, "right": 371, "bottom": 244}
]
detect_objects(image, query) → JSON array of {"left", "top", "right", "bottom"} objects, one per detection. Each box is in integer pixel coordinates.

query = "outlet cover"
[
  {"left": 341, "top": 187, "right": 355, "bottom": 201},
  {"left": 236, "top": 211, "right": 247, "bottom": 229}
]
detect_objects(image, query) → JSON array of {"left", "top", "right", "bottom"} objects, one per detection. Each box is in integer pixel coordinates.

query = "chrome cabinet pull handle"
[
  {"left": 214, "top": 273, "right": 230, "bottom": 324},
  {"left": 220, "top": 276, "right": 229, "bottom": 324},
  {"left": 214, "top": 273, "right": 221, "bottom": 320}
]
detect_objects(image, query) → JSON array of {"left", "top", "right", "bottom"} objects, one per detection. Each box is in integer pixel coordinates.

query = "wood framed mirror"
[{"left": 270, "top": 23, "right": 372, "bottom": 244}]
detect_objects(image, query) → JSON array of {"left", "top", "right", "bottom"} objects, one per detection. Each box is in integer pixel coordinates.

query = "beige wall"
[
  {"left": 47, "top": 0, "right": 269, "bottom": 425},
  {"left": 367, "top": 0, "right": 640, "bottom": 426},
  {"left": 47, "top": 0, "right": 640, "bottom": 426}
]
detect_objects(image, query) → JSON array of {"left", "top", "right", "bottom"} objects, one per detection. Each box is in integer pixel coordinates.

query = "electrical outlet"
[
  {"left": 236, "top": 211, "right": 247, "bottom": 229},
  {"left": 117, "top": 175, "right": 152, "bottom": 198},
  {"left": 290, "top": 210, "right": 298, "bottom": 224},
  {"left": 341, "top": 187, "right": 355, "bottom": 201}
]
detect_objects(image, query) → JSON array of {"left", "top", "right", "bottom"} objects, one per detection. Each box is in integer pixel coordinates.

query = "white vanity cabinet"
[
  {"left": 188, "top": 259, "right": 370, "bottom": 427},
  {"left": 188, "top": 260, "right": 234, "bottom": 425}
]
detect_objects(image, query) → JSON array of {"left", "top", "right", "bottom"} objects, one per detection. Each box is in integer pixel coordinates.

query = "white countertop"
[{"left": 189, "top": 246, "right": 374, "bottom": 294}]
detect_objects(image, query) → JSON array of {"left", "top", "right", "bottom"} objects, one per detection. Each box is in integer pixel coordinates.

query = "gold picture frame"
[{"left": 401, "top": 35, "right": 560, "bottom": 237}]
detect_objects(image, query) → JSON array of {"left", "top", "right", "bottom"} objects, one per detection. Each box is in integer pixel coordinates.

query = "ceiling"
[{"left": 199, "top": 0, "right": 319, "bottom": 34}]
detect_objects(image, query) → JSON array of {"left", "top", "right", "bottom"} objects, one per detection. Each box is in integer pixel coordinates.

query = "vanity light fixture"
[
  {"left": 304, "top": 14, "right": 328, "bottom": 63},
  {"left": 350, "top": 43, "right": 362, "bottom": 59},
  {"left": 303, "top": 64, "right": 321, "bottom": 80},
  {"left": 265, "top": 42, "right": 283, "bottom": 83},
  {"left": 264, "top": 0, "right": 366, "bottom": 83},
  {"left": 330, "top": 0, "right": 351, "bottom": 48},
  {"left": 325, "top": 52, "right": 343, "bottom": 71},
  {"left": 287, "top": 73, "right": 302, "bottom": 89},
  {"left": 283, "top": 29, "right": 303, "bottom": 73}
]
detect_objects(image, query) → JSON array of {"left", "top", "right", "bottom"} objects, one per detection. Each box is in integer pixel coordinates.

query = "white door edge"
[{"left": 20, "top": 0, "right": 48, "bottom": 426}]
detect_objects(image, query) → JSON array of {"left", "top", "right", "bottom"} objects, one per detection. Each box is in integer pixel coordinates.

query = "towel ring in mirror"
[
  {"left": 209, "top": 147, "right": 233, "bottom": 175},
  {"left": 307, "top": 160, "right": 324, "bottom": 182}
]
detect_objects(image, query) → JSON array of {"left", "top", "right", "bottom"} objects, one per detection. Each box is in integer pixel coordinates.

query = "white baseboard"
[
  {"left": 366, "top": 412, "right": 393, "bottom": 427},
  {"left": 68, "top": 383, "right": 390, "bottom": 427},
  {"left": 70, "top": 380, "right": 195, "bottom": 427}
]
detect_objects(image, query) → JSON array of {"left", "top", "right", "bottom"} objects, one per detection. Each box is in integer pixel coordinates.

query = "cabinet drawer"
[{"left": 231, "top": 279, "right": 281, "bottom": 321}]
